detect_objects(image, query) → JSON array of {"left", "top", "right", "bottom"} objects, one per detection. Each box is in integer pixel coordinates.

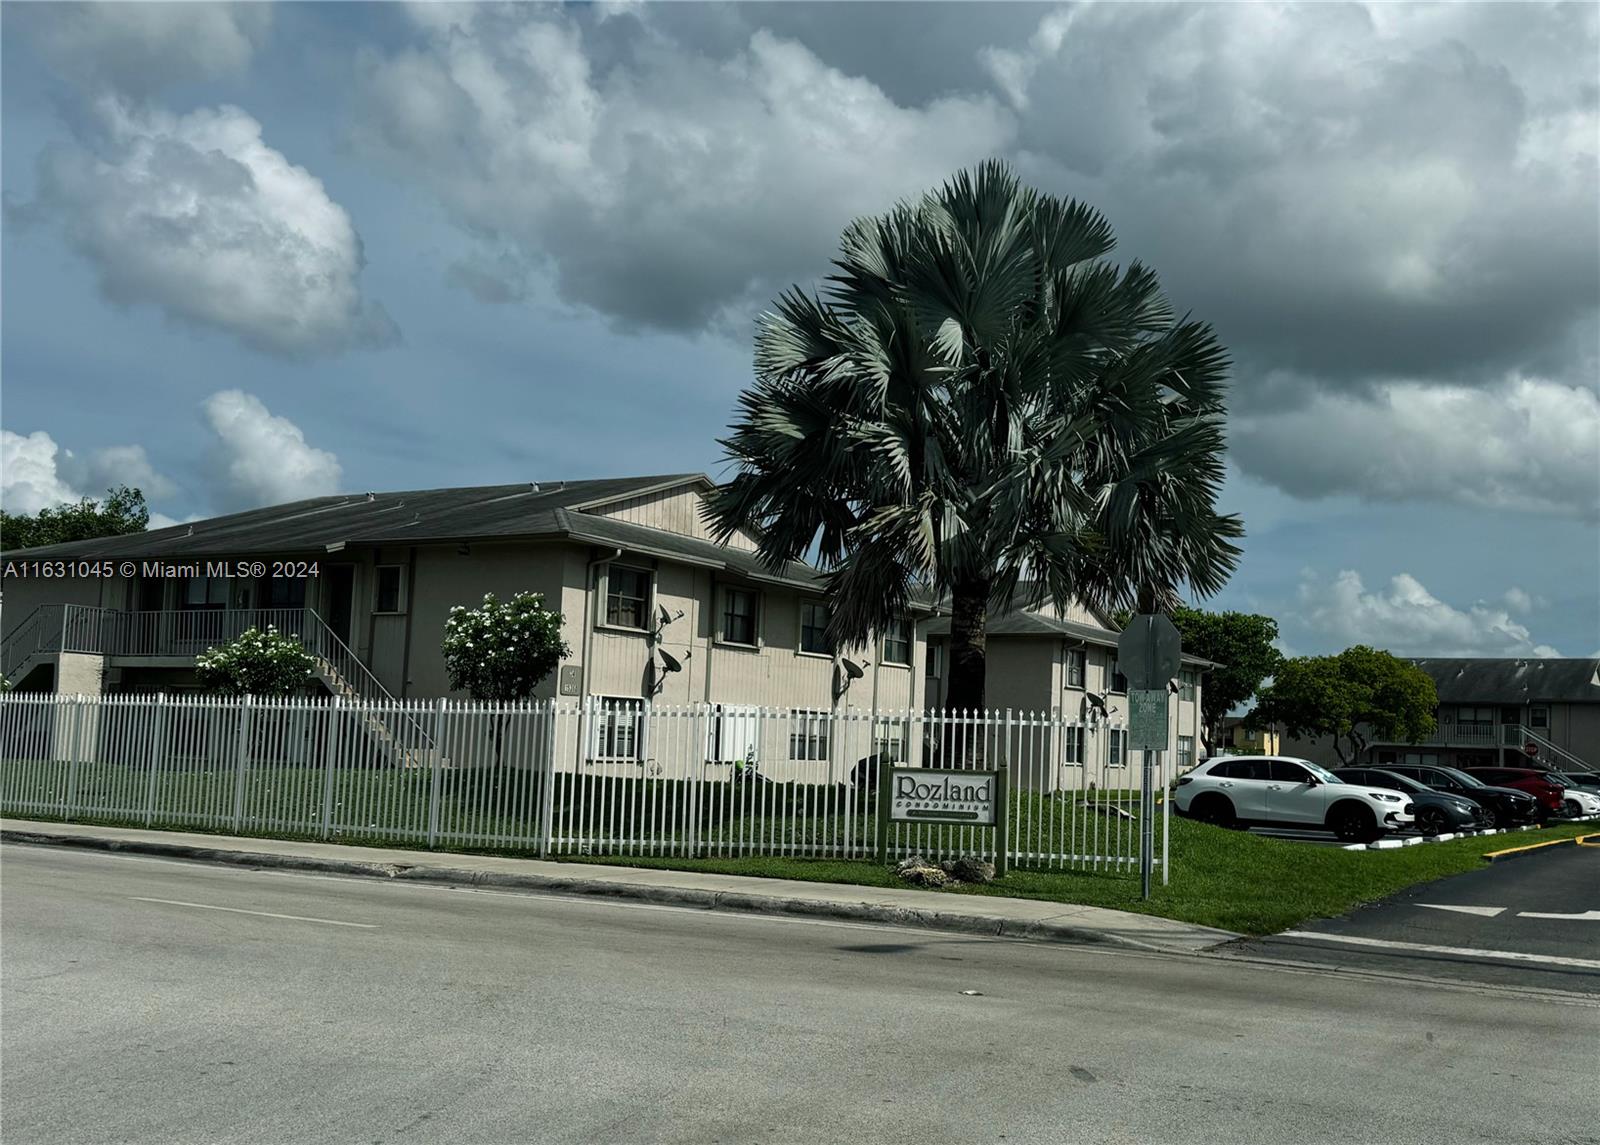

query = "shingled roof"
[
  {"left": 0, "top": 474, "right": 824, "bottom": 592},
  {"left": 922, "top": 609, "right": 1216, "bottom": 667},
  {"left": 1410, "top": 658, "right": 1600, "bottom": 704}
]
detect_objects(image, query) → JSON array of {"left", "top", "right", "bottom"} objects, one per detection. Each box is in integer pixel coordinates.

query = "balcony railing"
[{"left": 1369, "top": 723, "right": 1550, "bottom": 751}]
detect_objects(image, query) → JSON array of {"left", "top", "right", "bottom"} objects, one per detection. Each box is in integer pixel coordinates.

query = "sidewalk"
[{"left": 1, "top": 818, "right": 1235, "bottom": 954}]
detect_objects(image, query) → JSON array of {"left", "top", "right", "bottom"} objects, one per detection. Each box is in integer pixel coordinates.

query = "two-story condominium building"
[
  {"left": 923, "top": 591, "right": 1211, "bottom": 789},
  {"left": 1281, "top": 657, "right": 1600, "bottom": 774},
  {"left": 1, "top": 475, "right": 929, "bottom": 779}
]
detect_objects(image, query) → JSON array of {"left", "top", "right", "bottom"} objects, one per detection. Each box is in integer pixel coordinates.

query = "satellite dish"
[
  {"left": 658, "top": 649, "right": 684, "bottom": 674},
  {"left": 1085, "top": 691, "right": 1108, "bottom": 713},
  {"left": 657, "top": 603, "right": 674, "bottom": 629},
  {"left": 841, "top": 658, "right": 866, "bottom": 680}
]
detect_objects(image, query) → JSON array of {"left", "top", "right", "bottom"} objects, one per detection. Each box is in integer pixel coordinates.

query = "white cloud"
[
  {"left": 1, "top": 431, "right": 86, "bottom": 516},
  {"left": 23, "top": 99, "right": 395, "bottom": 358},
  {"left": 12, "top": 2, "right": 271, "bottom": 96},
  {"left": 1295, "top": 569, "right": 1562, "bottom": 659},
  {"left": 355, "top": 9, "right": 1014, "bottom": 330},
  {"left": 1231, "top": 376, "right": 1600, "bottom": 521},
  {"left": 202, "top": 391, "right": 342, "bottom": 511},
  {"left": 1, "top": 430, "right": 176, "bottom": 517}
]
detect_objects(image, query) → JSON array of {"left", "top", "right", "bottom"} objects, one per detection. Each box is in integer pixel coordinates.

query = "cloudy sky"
[{"left": 2, "top": 2, "right": 1596, "bottom": 660}]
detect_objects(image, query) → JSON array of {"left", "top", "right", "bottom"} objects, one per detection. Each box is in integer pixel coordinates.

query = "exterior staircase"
[{"left": 1, "top": 603, "right": 442, "bottom": 769}]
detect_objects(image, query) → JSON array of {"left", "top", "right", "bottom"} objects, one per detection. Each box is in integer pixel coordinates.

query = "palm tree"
[{"left": 706, "top": 161, "right": 1242, "bottom": 712}]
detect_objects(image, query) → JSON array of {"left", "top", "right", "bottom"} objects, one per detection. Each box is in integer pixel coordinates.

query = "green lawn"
[
  {"left": 561, "top": 818, "right": 1596, "bottom": 935},
  {"left": 6, "top": 755, "right": 1593, "bottom": 936}
]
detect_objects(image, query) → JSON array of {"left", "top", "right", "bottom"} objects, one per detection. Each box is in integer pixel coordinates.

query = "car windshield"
[
  {"left": 1437, "top": 767, "right": 1486, "bottom": 788},
  {"left": 1371, "top": 771, "right": 1427, "bottom": 794}
]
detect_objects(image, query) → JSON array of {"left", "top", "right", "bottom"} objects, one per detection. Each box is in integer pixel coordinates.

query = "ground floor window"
[
  {"left": 590, "top": 697, "right": 643, "bottom": 761},
  {"left": 1177, "top": 735, "right": 1194, "bottom": 770},
  {"left": 1062, "top": 725, "right": 1085, "bottom": 766},
  {"left": 873, "top": 719, "right": 908, "bottom": 763},
  {"left": 789, "top": 709, "right": 831, "bottom": 761},
  {"left": 1107, "top": 729, "right": 1127, "bottom": 769}
]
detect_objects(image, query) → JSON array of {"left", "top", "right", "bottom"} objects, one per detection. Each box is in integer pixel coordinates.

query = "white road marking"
[
  {"left": 1517, "top": 910, "right": 1600, "bottom": 921},
  {"left": 131, "top": 897, "right": 377, "bottom": 928},
  {"left": 1279, "top": 931, "right": 1600, "bottom": 970},
  {"left": 1416, "top": 904, "right": 1506, "bottom": 917}
]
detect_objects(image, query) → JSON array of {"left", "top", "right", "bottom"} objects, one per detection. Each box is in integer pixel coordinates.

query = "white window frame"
[
  {"left": 1062, "top": 724, "right": 1085, "bottom": 767},
  {"left": 1529, "top": 706, "right": 1550, "bottom": 730},
  {"left": 1107, "top": 729, "right": 1128, "bottom": 769},
  {"left": 880, "top": 616, "right": 912, "bottom": 666},
  {"left": 798, "top": 600, "right": 833, "bottom": 658},
  {"left": 373, "top": 565, "right": 407, "bottom": 614},
  {"left": 788, "top": 709, "right": 832, "bottom": 762},
  {"left": 1065, "top": 648, "right": 1086, "bottom": 689},
  {"left": 589, "top": 697, "right": 644, "bottom": 762},
  {"left": 1179, "top": 668, "right": 1198, "bottom": 700},
  {"left": 1178, "top": 735, "right": 1195, "bottom": 770},
  {"left": 925, "top": 644, "right": 945, "bottom": 679},
  {"left": 1108, "top": 658, "right": 1128, "bottom": 695},
  {"left": 873, "top": 719, "right": 908, "bottom": 764},
  {"left": 601, "top": 565, "right": 654, "bottom": 632},
  {"left": 717, "top": 585, "right": 761, "bottom": 648}
]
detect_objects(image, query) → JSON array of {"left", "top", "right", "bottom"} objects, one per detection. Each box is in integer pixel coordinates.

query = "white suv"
[{"left": 1174, "top": 755, "right": 1415, "bottom": 843}]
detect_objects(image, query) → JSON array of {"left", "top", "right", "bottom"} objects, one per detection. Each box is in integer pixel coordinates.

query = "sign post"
[{"left": 1118, "top": 615, "right": 1183, "bottom": 900}]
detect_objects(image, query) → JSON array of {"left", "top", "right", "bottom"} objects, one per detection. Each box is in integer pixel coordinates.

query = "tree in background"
[
  {"left": 1249, "top": 645, "right": 1437, "bottom": 766},
  {"left": 706, "top": 161, "right": 1242, "bottom": 713},
  {"left": 442, "top": 592, "right": 569, "bottom": 773},
  {"left": 195, "top": 626, "right": 318, "bottom": 697},
  {"left": 1169, "top": 606, "right": 1283, "bottom": 756},
  {"left": 1, "top": 486, "right": 150, "bottom": 551}
]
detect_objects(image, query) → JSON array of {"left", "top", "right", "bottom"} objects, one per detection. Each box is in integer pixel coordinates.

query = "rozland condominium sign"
[{"left": 887, "top": 768, "right": 999, "bottom": 825}]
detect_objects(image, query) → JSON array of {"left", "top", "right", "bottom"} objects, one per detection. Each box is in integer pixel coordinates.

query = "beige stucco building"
[
  {"left": 2, "top": 476, "right": 931, "bottom": 774},
  {"left": 923, "top": 593, "right": 1210, "bottom": 788}
]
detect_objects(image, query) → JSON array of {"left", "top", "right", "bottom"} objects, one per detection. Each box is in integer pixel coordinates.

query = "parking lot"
[{"left": 1223, "top": 841, "right": 1600, "bottom": 993}]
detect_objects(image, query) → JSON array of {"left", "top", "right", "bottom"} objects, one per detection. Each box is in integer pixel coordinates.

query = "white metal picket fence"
[{"left": 0, "top": 692, "right": 1164, "bottom": 873}]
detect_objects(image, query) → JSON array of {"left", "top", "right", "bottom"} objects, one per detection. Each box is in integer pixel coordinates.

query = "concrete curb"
[
  {"left": 0, "top": 828, "right": 1193, "bottom": 955},
  {"left": 1483, "top": 831, "right": 1600, "bottom": 864},
  {"left": 1339, "top": 821, "right": 1598, "bottom": 852}
]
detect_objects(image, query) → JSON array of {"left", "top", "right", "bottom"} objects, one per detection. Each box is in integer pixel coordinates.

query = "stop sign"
[
  {"left": 1523, "top": 742, "right": 1539, "bottom": 758},
  {"left": 1117, "top": 614, "right": 1183, "bottom": 693}
]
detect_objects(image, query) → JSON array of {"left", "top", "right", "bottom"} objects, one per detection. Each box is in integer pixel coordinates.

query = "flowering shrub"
[
  {"left": 442, "top": 591, "right": 569, "bottom": 702},
  {"left": 195, "top": 626, "right": 318, "bottom": 696}
]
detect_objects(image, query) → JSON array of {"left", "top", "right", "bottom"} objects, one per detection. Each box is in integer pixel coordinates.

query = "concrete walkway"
[{"left": 1, "top": 818, "right": 1235, "bottom": 954}]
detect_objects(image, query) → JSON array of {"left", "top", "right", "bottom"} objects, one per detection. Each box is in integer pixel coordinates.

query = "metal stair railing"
[
  {"left": 1511, "top": 724, "right": 1592, "bottom": 773},
  {"left": 300, "top": 609, "right": 435, "bottom": 760},
  {"left": 1, "top": 605, "right": 66, "bottom": 683}
]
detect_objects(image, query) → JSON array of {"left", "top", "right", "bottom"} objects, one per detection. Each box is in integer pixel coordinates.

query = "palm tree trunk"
[{"left": 945, "top": 578, "right": 989, "bottom": 713}]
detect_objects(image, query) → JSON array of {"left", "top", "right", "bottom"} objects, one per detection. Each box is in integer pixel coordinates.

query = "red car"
[{"left": 1463, "top": 767, "right": 1566, "bottom": 822}]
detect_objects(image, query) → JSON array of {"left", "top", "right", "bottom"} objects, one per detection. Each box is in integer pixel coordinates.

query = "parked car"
[
  {"left": 1333, "top": 768, "right": 1487, "bottom": 836},
  {"left": 1462, "top": 767, "right": 1568, "bottom": 823},
  {"left": 1174, "top": 756, "right": 1414, "bottom": 842},
  {"left": 1379, "top": 764, "right": 1540, "bottom": 828},
  {"left": 1540, "top": 771, "right": 1600, "bottom": 817}
]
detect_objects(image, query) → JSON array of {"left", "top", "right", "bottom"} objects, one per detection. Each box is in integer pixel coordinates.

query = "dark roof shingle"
[{"left": 1410, "top": 658, "right": 1600, "bottom": 704}]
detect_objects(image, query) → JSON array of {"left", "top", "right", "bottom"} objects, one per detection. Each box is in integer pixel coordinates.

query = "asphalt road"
[
  {"left": 4, "top": 845, "right": 1599, "bottom": 1145},
  {"left": 1227, "top": 843, "right": 1600, "bottom": 993}
]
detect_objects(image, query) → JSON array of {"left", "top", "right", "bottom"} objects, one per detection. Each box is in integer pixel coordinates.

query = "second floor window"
[
  {"left": 881, "top": 617, "right": 911, "bottom": 665},
  {"left": 800, "top": 602, "right": 832, "bottom": 655},
  {"left": 1109, "top": 659, "right": 1128, "bottom": 694},
  {"left": 374, "top": 566, "right": 404, "bottom": 613},
  {"left": 606, "top": 567, "right": 651, "bottom": 630},
  {"left": 1065, "top": 648, "right": 1086, "bottom": 688},
  {"left": 1179, "top": 669, "right": 1198, "bottom": 699},
  {"left": 722, "top": 588, "right": 757, "bottom": 646}
]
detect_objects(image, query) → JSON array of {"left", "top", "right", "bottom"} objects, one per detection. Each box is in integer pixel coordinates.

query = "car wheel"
[
  {"left": 1416, "top": 807, "right": 1449, "bottom": 838},
  {"left": 1192, "top": 793, "right": 1236, "bottom": 829},
  {"left": 1329, "top": 803, "right": 1378, "bottom": 843},
  {"left": 1564, "top": 798, "right": 1584, "bottom": 818},
  {"left": 1480, "top": 805, "right": 1500, "bottom": 829}
]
